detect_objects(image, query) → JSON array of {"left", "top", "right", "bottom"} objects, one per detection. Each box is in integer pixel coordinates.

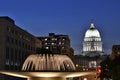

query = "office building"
[
  {"left": 0, "top": 16, "right": 42, "bottom": 80},
  {"left": 37, "top": 33, "right": 74, "bottom": 60}
]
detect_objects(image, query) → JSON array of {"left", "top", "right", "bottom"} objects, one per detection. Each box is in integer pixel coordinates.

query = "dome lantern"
[
  {"left": 85, "top": 22, "right": 100, "bottom": 38},
  {"left": 90, "top": 22, "right": 95, "bottom": 28}
]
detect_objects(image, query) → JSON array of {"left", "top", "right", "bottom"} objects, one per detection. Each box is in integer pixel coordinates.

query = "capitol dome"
[
  {"left": 82, "top": 21, "right": 103, "bottom": 57},
  {"left": 85, "top": 22, "right": 100, "bottom": 38}
]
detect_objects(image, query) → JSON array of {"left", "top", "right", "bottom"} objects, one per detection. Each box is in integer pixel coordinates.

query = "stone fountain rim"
[{"left": 0, "top": 70, "right": 96, "bottom": 78}]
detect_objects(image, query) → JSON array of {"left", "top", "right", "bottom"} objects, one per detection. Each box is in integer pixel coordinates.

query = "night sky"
[{"left": 0, "top": 0, "right": 120, "bottom": 55}]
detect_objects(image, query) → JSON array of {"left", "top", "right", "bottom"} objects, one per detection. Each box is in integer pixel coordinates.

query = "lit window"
[
  {"left": 55, "top": 38, "right": 57, "bottom": 40},
  {"left": 45, "top": 38, "right": 47, "bottom": 41},
  {"left": 59, "top": 42, "right": 61, "bottom": 45},
  {"left": 118, "top": 52, "right": 120, "bottom": 55},
  {"left": 45, "top": 47, "right": 49, "bottom": 49},
  {"left": 89, "top": 61, "right": 96, "bottom": 68},
  {"left": 51, "top": 43, "right": 54, "bottom": 45},
  {"left": 45, "top": 43, "right": 47, "bottom": 45},
  {"left": 52, "top": 38, "right": 54, "bottom": 41},
  {"left": 20, "top": 35, "right": 22, "bottom": 38},
  {"left": 6, "top": 59, "right": 9, "bottom": 65}
]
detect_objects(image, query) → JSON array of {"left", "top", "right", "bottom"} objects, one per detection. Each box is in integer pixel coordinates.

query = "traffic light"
[
  {"left": 98, "top": 68, "right": 101, "bottom": 73},
  {"left": 97, "top": 67, "right": 101, "bottom": 73}
]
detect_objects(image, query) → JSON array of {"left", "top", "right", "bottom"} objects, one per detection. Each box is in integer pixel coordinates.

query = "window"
[
  {"left": 62, "top": 38, "right": 65, "bottom": 40},
  {"left": 62, "top": 47, "right": 64, "bottom": 49},
  {"left": 15, "top": 39, "right": 18, "bottom": 45},
  {"left": 45, "top": 47, "right": 49, "bottom": 49},
  {"left": 19, "top": 41, "right": 21, "bottom": 47},
  {"left": 62, "top": 42, "right": 64, "bottom": 45},
  {"left": 11, "top": 29, "right": 14, "bottom": 34},
  {"left": 6, "top": 47, "right": 9, "bottom": 59},
  {"left": 7, "top": 26, "right": 11, "bottom": 32},
  {"left": 25, "top": 44, "right": 27, "bottom": 49},
  {"left": 22, "top": 42, "right": 25, "bottom": 48},
  {"left": 52, "top": 38, "right": 54, "bottom": 41},
  {"left": 15, "top": 31, "right": 18, "bottom": 35},
  {"left": 20, "top": 34, "right": 22, "bottom": 38},
  {"left": 45, "top": 43, "right": 47, "bottom": 45},
  {"left": 28, "top": 45, "right": 30, "bottom": 50},
  {"left": 6, "top": 36, "right": 10, "bottom": 43},
  {"left": 14, "top": 49, "right": 18, "bottom": 66},
  {"left": 59, "top": 42, "right": 61, "bottom": 45},
  {"left": 51, "top": 43, "right": 54, "bottom": 45},
  {"left": 55, "top": 38, "right": 57, "bottom": 40},
  {"left": 45, "top": 38, "right": 47, "bottom": 41},
  {"left": 11, "top": 37, "right": 14, "bottom": 44},
  {"left": 10, "top": 48, "right": 14, "bottom": 65},
  {"left": 53, "top": 47, "right": 56, "bottom": 49}
]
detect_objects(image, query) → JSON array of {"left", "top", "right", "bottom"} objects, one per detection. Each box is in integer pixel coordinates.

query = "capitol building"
[
  {"left": 74, "top": 21, "right": 107, "bottom": 70},
  {"left": 82, "top": 21, "right": 104, "bottom": 57}
]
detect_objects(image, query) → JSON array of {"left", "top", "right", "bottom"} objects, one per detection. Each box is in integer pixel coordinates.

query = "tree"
[{"left": 100, "top": 55, "right": 120, "bottom": 80}]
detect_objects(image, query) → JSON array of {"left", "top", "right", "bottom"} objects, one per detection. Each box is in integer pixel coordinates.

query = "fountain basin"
[
  {"left": 0, "top": 71, "right": 95, "bottom": 80},
  {"left": 0, "top": 54, "right": 96, "bottom": 80}
]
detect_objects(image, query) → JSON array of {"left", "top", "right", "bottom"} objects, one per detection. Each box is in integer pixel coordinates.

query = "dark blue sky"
[{"left": 0, "top": 0, "right": 120, "bottom": 54}]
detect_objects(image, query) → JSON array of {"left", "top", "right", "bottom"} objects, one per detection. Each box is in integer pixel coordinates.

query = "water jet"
[{"left": 0, "top": 54, "right": 95, "bottom": 80}]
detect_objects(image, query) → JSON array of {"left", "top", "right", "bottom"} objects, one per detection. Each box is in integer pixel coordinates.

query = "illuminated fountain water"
[
  {"left": 22, "top": 54, "right": 75, "bottom": 71},
  {"left": 0, "top": 54, "right": 95, "bottom": 80}
]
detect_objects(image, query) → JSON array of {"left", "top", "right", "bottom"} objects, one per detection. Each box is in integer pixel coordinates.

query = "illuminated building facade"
[
  {"left": 82, "top": 21, "right": 104, "bottom": 57},
  {"left": 0, "top": 16, "right": 39, "bottom": 70},
  {"left": 37, "top": 33, "right": 74, "bottom": 60},
  {"left": 0, "top": 16, "right": 75, "bottom": 80},
  {"left": 0, "top": 16, "right": 41, "bottom": 80},
  {"left": 0, "top": 16, "right": 74, "bottom": 80},
  {"left": 74, "top": 21, "right": 106, "bottom": 70}
]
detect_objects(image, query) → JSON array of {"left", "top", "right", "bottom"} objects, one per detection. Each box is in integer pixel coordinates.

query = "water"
[{"left": 22, "top": 54, "right": 76, "bottom": 71}]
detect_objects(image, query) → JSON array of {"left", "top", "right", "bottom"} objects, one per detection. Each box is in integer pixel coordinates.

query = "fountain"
[
  {"left": 0, "top": 54, "right": 95, "bottom": 80},
  {"left": 22, "top": 54, "right": 75, "bottom": 71}
]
